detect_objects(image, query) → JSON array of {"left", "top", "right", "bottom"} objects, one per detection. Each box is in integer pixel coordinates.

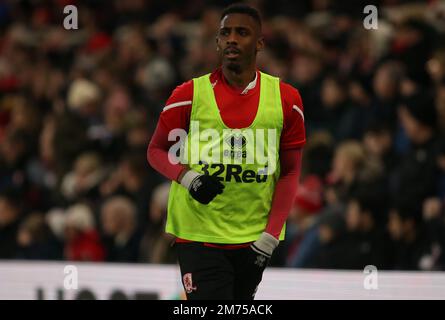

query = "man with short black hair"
[{"left": 148, "top": 3, "right": 305, "bottom": 299}]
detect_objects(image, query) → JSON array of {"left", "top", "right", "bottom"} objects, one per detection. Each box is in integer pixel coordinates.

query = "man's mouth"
[{"left": 224, "top": 47, "right": 241, "bottom": 58}]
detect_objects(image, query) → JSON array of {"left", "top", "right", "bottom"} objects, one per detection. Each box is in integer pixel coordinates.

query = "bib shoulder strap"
[{"left": 259, "top": 71, "right": 279, "bottom": 84}]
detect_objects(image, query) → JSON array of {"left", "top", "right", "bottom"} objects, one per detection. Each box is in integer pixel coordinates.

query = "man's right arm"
[
  {"left": 147, "top": 80, "right": 193, "bottom": 182},
  {"left": 147, "top": 80, "right": 225, "bottom": 204}
]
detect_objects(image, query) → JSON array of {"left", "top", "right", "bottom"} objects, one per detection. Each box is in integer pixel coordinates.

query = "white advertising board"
[{"left": 0, "top": 261, "right": 444, "bottom": 300}]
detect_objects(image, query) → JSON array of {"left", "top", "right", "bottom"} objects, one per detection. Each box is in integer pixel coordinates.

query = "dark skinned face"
[{"left": 216, "top": 13, "right": 264, "bottom": 74}]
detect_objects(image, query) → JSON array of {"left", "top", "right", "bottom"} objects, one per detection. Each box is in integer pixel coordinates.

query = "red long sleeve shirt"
[{"left": 148, "top": 68, "right": 305, "bottom": 240}]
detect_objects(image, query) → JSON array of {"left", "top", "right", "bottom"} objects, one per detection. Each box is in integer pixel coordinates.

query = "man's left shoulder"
[
  {"left": 279, "top": 81, "right": 303, "bottom": 108},
  {"left": 278, "top": 81, "right": 306, "bottom": 149}
]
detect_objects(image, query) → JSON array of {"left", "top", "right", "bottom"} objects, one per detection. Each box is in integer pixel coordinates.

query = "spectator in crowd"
[
  {"left": 100, "top": 151, "right": 160, "bottom": 230},
  {"left": 363, "top": 122, "right": 399, "bottom": 176},
  {"left": 387, "top": 203, "right": 431, "bottom": 270},
  {"left": 100, "top": 196, "right": 143, "bottom": 263},
  {"left": 427, "top": 49, "right": 445, "bottom": 87},
  {"left": 319, "top": 75, "right": 363, "bottom": 141},
  {"left": 344, "top": 190, "right": 391, "bottom": 269},
  {"left": 285, "top": 175, "right": 324, "bottom": 268},
  {"left": 300, "top": 131, "right": 334, "bottom": 180},
  {"left": 393, "top": 93, "right": 438, "bottom": 218},
  {"left": 125, "top": 113, "right": 153, "bottom": 151},
  {"left": 139, "top": 182, "right": 176, "bottom": 264},
  {"left": 88, "top": 85, "right": 130, "bottom": 162},
  {"left": 27, "top": 114, "right": 58, "bottom": 188},
  {"left": 325, "top": 140, "right": 384, "bottom": 207},
  {"left": 0, "top": 129, "right": 31, "bottom": 191},
  {"left": 52, "top": 108, "right": 90, "bottom": 179},
  {"left": 66, "top": 78, "right": 102, "bottom": 127},
  {"left": 421, "top": 197, "right": 445, "bottom": 270},
  {"left": 370, "top": 61, "right": 404, "bottom": 128},
  {"left": 61, "top": 152, "right": 106, "bottom": 203},
  {"left": 304, "top": 206, "right": 350, "bottom": 269},
  {"left": 63, "top": 203, "right": 105, "bottom": 262},
  {"left": 16, "top": 213, "right": 62, "bottom": 260},
  {"left": 0, "top": 189, "right": 22, "bottom": 259},
  {"left": 6, "top": 96, "right": 41, "bottom": 139},
  {"left": 289, "top": 52, "right": 324, "bottom": 133},
  {"left": 387, "top": 19, "right": 436, "bottom": 90}
]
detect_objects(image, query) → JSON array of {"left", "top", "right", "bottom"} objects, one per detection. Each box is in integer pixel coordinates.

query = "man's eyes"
[{"left": 219, "top": 29, "right": 249, "bottom": 36}]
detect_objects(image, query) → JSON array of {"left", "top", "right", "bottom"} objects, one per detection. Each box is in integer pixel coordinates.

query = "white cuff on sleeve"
[
  {"left": 251, "top": 232, "right": 279, "bottom": 258},
  {"left": 180, "top": 170, "right": 201, "bottom": 190}
]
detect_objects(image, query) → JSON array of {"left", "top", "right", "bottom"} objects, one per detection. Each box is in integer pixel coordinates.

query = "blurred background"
[{"left": 1, "top": 0, "right": 445, "bottom": 272}]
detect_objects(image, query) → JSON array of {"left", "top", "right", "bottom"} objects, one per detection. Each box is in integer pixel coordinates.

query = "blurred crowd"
[{"left": 1, "top": 0, "right": 445, "bottom": 270}]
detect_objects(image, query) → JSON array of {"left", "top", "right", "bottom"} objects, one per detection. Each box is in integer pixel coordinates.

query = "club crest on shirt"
[{"left": 182, "top": 273, "right": 197, "bottom": 294}]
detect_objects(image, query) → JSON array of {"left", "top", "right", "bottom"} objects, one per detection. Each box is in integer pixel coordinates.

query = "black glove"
[
  {"left": 180, "top": 170, "right": 225, "bottom": 204},
  {"left": 239, "top": 242, "right": 273, "bottom": 299},
  {"left": 246, "top": 246, "right": 270, "bottom": 270},
  {"left": 246, "top": 232, "right": 279, "bottom": 269}
]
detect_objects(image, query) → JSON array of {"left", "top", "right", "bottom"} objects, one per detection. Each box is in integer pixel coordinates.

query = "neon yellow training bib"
[{"left": 166, "top": 72, "right": 284, "bottom": 243}]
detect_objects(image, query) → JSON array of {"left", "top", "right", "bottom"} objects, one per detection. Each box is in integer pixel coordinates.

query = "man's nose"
[{"left": 226, "top": 31, "right": 238, "bottom": 45}]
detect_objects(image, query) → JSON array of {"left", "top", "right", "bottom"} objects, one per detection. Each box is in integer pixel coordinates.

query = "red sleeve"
[
  {"left": 279, "top": 82, "right": 306, "bottom": 150},
  {"left": 147, "top": 81, "right": 193, "bottom": 182},
  {"left": 265, "top": 148, "right": 302, "bottom": 239},
  {"left": 159, "top": 80, "right": 193, "bottom": 133}
]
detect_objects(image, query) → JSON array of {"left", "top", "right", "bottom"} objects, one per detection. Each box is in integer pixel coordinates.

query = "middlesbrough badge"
[{"left": 182, "top": 273, "right": 197, "bottom": 294}]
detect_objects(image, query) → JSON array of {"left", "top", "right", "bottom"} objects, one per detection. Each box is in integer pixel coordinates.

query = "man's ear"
[
  {"left": 216, "top": 36, "right": 220, "bottom": 51},
  {"left": 256, "top": 36, "right": 265, "bottom": 53}
]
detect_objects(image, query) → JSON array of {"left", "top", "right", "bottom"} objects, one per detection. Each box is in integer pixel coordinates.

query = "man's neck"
[{"left": 222, "top": 65, "right": 257, "bottom": 88}]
